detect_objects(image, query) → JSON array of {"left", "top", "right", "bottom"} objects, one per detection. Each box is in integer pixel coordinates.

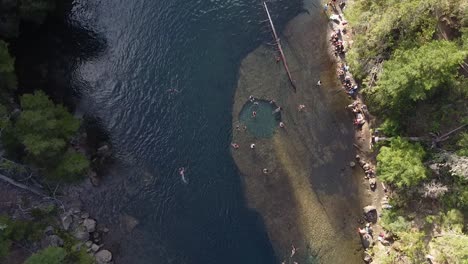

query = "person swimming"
[
  {"left": 252, "top": 111, "right": 257, "bottom": 118},
  {"left": 178, "top": 167, "right": 188, "bottom": 184},
  {"left": 272, "top": 106, "right": 282, "bottom": 114},
  {"left": 231, "top": 143, "right": 239, "bottom": 149}
]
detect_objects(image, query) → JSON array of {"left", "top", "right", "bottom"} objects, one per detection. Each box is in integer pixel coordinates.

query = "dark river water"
[{"left": 69, "top": 0, "right": 309, "bottom": 263}]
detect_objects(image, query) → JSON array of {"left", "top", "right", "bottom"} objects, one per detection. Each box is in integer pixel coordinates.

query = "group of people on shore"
[{"left": 330, "top": 30, "right": 346, "bottom": 57}]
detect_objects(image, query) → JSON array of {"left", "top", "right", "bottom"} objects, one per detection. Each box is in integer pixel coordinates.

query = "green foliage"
[
  {"left": 456, "top": 132, "right": 468, "bottom": 156},
  {"left": 0, "top": 215, "right": 46, "bottom": 259},
  {"left": 7, "top": 90, "right": 89, "bottom": 181},
  {"left": 345, "top": 0, "right": 439, "bottom": 79},
  {"left": 431, "top": 234, "right": 468, "bottom": 264},
  {"left": 50, "top": 150, "right": 90, "bottom": 182},
  {"left": 377, "top": 138, "right": 427, "bottom": 188},
  {"left": 380, "top": 210, "right": 411, "bottom": 236},
  {"left": 24, "top": 246, "right": 66, "bottom": 264},
  {"left": 378, "top": 119, "right": 401, "bottom": 136},
  {"left": 441, "top": 209, "right": 464, "bottom": 233},
  {"left": 368, "top": 41, "right": 466, "bottom": 120},
  {"left": 0, "top": 40, "right": 17, "bottom": 92},
  {"left": 399, "top": 231, "right": 426, "bottom": 262}
]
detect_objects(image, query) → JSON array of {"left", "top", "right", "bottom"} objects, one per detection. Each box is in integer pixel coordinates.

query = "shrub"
[
  {"left": 24, "top": 246, "right": 66, "bottom": 264},
  {"left": 377, "top": 138, "right": 427, "bottom": 188}
]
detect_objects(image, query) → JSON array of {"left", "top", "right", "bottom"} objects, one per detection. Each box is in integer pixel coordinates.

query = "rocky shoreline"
[{"left": 323, "top": 1, "right": 395, "bottom": 262}]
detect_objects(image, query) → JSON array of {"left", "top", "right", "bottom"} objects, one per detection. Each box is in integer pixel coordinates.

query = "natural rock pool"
[{"left": 238, "top": 100, "right": 281, "bottom": 138}]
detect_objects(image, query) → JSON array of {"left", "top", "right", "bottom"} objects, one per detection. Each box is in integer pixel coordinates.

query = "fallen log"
[{"left": 0, "top": 173, "right": 45, "bottom": 197}]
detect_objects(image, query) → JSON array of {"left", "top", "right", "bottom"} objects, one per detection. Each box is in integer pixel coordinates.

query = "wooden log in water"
[{"left": 263, "top": 2, "right": 296, "bottom": 92}]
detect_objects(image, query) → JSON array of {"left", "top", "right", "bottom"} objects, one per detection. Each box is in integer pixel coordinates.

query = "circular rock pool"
[{"left": 238, "top": 99, "right": 281, "bottom": 138}]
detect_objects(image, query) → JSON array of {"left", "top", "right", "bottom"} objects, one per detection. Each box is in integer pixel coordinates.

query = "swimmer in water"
[
  {"left": 166, "top": 88, "right": 180, "bottom": 93},
  {"left": 252, "top": 111, "right": 257, "bottom": 118},
  {"left": 291, "top": 244, "right": 297, "bottom": 257},
  {"left": 262, "top": 168, "right": 269, "bottom": 174},
  {"left": 178, "top": 167, "right": 188, "bottom": 184},
  {"left": 250, "top": 143, "right": 256, "bottom": 149},
  {"left": 231, "top": 143, "right": 239, "bottom": 149},
  {"left": 272, "top": 106, "right": 282, "bottom": 114}
]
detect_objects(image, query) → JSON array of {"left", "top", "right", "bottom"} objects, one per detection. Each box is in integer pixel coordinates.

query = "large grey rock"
[
  {"left": 91, "top": 243, "right": 100, "bottom": 252},
  {"left": 61, "top": 214, "right": 73, "bottom": 231},
  {"left": 73, "top": 226, "right": 90, "bottom": 241},
  {"left": 83, "top": 218, "right": 96, "bottom": 233},
  {"left": 95, "top": 249, "right": 112, "bottom": 264},
  {"left": 41, "top": 235, "right": 64, "bottom": 248}
]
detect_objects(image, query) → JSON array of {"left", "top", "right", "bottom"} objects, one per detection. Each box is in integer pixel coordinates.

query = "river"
[{"left": 69, "top": 0, "right": 361, "bottom": 263}]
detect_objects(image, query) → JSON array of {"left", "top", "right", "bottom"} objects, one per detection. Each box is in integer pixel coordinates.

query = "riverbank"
[
  {"left": 231, "top": 2, "right": 365, "bottom": 262},
  {"left": 327, "top": 0, "right": 468, "bottom": 263},
  {"left": 323, "top": 2, "right": 388, "bottom": 262},
  {"left": 0, "top": 2, "right": 116, "bottom": 263}
]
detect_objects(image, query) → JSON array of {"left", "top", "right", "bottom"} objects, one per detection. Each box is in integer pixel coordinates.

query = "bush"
[
  {"left": 456, "top": 132, "right": 468, "bottom": 157},
  {"left": 5, "top": 90, "right": 90, "bottom": 181},
  {"left": 441, "top": 209, "right": 464, "bottom": 233},
  {"left": 0, "top": 40, "right": 17, "bottom": 93},
  {"left": 377, "top": 138, "right": 427, "bottom": 188},
  {"left": 368, "top": 41, "right": 466, "bottom": 121},
  {"left": 380, "top": 210, "right": 411, "bottom": 236},
  {"left": 50, "top": 150, "right": 90, "bottom": 182},
  {"left": 24, "top": 246, "right": 66, "bottom": 264},
  {"left": 431, "top": 234, "right": 468, "bottom": 263}
]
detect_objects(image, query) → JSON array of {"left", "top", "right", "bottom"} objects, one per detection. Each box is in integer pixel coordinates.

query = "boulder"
[
  {"left": 363, "top": 205, "right": 378, "bottom": 222},
  {"left": 85, "top": 241, "right": 93, "bottom": 248},
  {"left": 41, "top": 235, "right": 64, "bottom": 248},
  {"left": 73, "top": 226, "right": 90, "bottom": 241},
  {"left": 83, "top": 218, "right": 97, "bottom": 233},
  {"left": 89, "top": 171, "right": 100, "bottom": 186},
  {"left": 95, "top": 249, "right": 112, "bottom": 264},
  {"left": 363, "top": 205, "right": 376, "bottom": 214},
  {"left": 120, "top": 214, "right": 139, "bottom": 233},
  {"left": 61, "top": 214, "right": 73, "bottom": 231},
  {"left": 44, "top": 226, "right": 54, "bottom": 236},
  {"left": 91, "top": 243, "right": 100, "bottom": 252},
  {"left": 97, "top": 144, "right": 111, "bottom": 157},
  {"left": 81, "top": 212, "right": 90, "bottom": 219}
]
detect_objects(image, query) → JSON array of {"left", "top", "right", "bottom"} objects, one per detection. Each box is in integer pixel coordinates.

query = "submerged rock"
[
  {"left": 95, "top": 249, "right": 112, "bottom": 264},
  {"left": 73, "top": 226, "right": 90, "bottom": 241},
  {"left": 83, "top": 218, "right": 96, "bottom": 233},
  {"left": 120, "top": 214, "right": 139, "bottom": 233}
]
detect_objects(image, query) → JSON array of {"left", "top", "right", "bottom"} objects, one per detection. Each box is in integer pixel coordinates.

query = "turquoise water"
[
  {"left": 68, "top": 0, "right": 304, "bottom": 263},
  {"left": 239, "top": 100, "right": 280, "bottom": 138}
]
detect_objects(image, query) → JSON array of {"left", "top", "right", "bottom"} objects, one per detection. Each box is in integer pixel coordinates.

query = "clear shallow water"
[
  {"left": 239, "top": 100, "right": 280, "bottom": 138},
  {"left": 68, "top": 0, "right": 303, "bottom": 263}
]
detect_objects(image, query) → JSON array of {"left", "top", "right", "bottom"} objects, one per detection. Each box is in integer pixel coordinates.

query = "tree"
[
  {"left": 9, "top": 91, "right": 89, "bottom": 181},
  {"left": 24, "top": 246, "right": 66, "bottom": 264},
  {"left": 368, "top": 41, "right": 466, "bottom": 120},
  {"left": 0, "top": 40, "right": 17, "bottom": 92},
  {"left": 377, "top": 138, "right": 427, "bottom": 188},
  {"left": 50, "top": 150, "right": 90, "bottom": 182},
  {"left": 15, "top": 91, "right": 79, "bottom": 166},
  {"left": 421, "top": 180, "right": 448, "bottom": 199},
  {"left": 430, "top": 234, "right": 468, "bottom": 264},
  {"left": 456, "top": 132, "right": 468, "bottom": 157}
]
